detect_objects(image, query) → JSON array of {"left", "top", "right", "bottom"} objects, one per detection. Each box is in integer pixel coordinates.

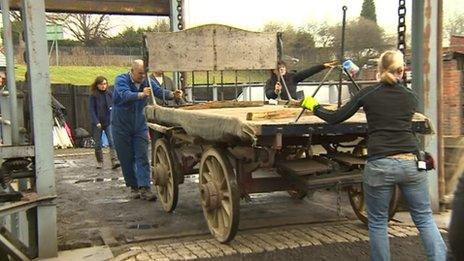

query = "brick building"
[{"left": 443, "top": 35, "right": 464, "bottom": 136}]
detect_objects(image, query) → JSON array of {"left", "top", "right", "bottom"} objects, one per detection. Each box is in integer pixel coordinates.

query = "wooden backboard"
[{"left": 145, "top": 24, "right": 278, "bottom": 71}]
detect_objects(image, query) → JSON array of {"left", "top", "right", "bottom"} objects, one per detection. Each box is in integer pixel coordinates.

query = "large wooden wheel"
[
  {"left": 199, "top": 148, "right": 239, "bottom": 243},
  {"left": 348, "top": 184, "right": 400, "bottom": 224},
  {"left": 152, "top": 138, "right": 179, "bottom": 213},
  {"left": 348, "top": 139, "right": 400, "bottom": 224}
]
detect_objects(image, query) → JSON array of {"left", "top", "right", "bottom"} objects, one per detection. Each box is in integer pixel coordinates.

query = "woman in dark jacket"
[
  {"left": 265, "top": 60, "right": 336, "bottom": 100},
  {"left": 89, "top": 76, "right": 119, "bottom": 169},
  {"left": 301, "top": 50, "right": 446, "bottom": 261}
]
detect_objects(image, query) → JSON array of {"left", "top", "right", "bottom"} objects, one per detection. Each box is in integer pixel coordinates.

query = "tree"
[
  {"left": 304, "top": 22, "right": 334, "bottom": 48},
  {"left": 105, "top": 19, "right": 170, "bottom": 48},
  {"left": 445, "top": 13, "right": 464, "bottom": 45},
  {"left": 262, "top": 22, "right": 316, "bottom": 69},
  {"left": 360, "top": 0, "right": 377, "bottom": 23},
  {"left": 48, "top": 14, "right": 111, "bottom": 46},
  {"left": 329, "top": 18, "right": 391, "bottom": 65}
]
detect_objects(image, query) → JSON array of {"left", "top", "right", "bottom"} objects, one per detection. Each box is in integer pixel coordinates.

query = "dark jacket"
[
  {"left": 314, "top": 82, "right": 419, "bottom": 159},
  {"left": 89, "top": 90, "right": 113, "bottom": 127},
  {"left": 265, "top": 64, "right": 326, "bottom": 100},
  {"left": 111, "top": 72, "right": 172, "bottom": 134}
]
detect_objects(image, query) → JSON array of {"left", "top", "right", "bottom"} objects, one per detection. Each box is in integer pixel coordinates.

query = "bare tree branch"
[{"left": 47, "top": 13, "right": 110, "bottom": 46}]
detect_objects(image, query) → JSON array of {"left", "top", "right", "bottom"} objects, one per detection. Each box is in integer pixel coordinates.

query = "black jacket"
[
  {"left": 265, "top": 64, "right": 325, "bottom": 100},
  {"left": 314, "top": 82, "right": 419, "bottom": 159},
  {"left": 89, "top": 90, "right": 113, "bottom": 127}
]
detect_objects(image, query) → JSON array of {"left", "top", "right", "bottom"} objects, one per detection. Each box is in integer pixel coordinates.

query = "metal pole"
[
  {"left": 411, "top": 0, "right": 440, "bottom": 212},
  {"left": 234, "top": 70, "right": 238, "bottom": 100},
  {"left": 55, "top": 39, "right": 59, "bottom": 66},
  {"left": 338, "top": 6, "right": 347, "bottom": 108},
  {"left": 169, "top": 0, "right": 183, "bottom": 91},
  {"left": 1, "top": 0, "right": 19, "bottom": 145},
  {"left": 22, "top": 0, "right": 57, "bottom": 256},
  {"left": 436, "top": 0, "right": 445, "bottom": 209},
  {"left": 191, "top": 71, "right": 195, "bottom": 102}
]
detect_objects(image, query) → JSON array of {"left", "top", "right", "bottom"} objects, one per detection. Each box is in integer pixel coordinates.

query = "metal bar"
[
  {"left": 0, "top": 146, "right": 35, "bottom": 158},
  {"left": 338, "top": 6, "right": 348, "bottom": 108},
  {"left": 191, "top": 71, "right": 195, "bottom": 102},
  {"left": 22, "top": 0, "right": 57, "bottom": 256},
  {"left": 70, "top": 85, "right": 78, "bottom": 128},
  {"left": 411, "top": 0, "right": 440, "bottom": 211},
  {"left": 342, "top": 67, "right": 361, "bottom": 91},
  {"left": 436, "top": 0, "right": 445, "bottom": 210},
  {"left": 169, "top": 0, "right": 181, "bottom": 92},
  {"left": 1, "top": 0, "right": 19, "bottom": 145},
  {"left": 220, "top": 70, "right": 224, "bottom": 101},
  {"left": 234, "top": 70, "right": 238, "bottom": 100},
  {"left": 206, "top": 71, "right": 210, "bottom": 101},
  {"left": 311, "top": 67, "right": 335, "bottom": 97},
  {"left": 0, "top": 226, "right": 31, "bottom": 259},
  {"left": 9, "top": 0, "right": 171, "bottom": 16},
  {"left": 277, "top": 73, "right": 294, "bottom": 101},
  {"left": 0, "top": 234, "right": 30, "bottom": 261},
  {"left": 0, "top": 195, "right": 55, "bottom": 218}
]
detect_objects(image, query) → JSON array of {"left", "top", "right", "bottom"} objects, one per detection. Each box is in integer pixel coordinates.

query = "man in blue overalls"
[{"left": 112, "top": 60, "right": 182, "bottom": 200}]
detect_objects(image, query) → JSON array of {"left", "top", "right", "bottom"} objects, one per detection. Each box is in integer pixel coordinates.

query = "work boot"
[
  {"left": 96, "top": 161, "right": 103, "bottom": 169},
  {"left": 110, "top": 149, "right": 120, "bottom": 170},
  {"left": 95, "top": 149, "right": 103, "bottom": 169},
  {"left": 130, "top": 187, "right": 140, "bottom": 199},
  {"left": 139, "top": 187, "right": 157, "bottom": 201},
  {"left": 111, "top": 160, "right": 120, "bottom": 170}
]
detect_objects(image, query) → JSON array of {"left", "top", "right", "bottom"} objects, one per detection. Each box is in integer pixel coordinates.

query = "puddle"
[
  {"left": 92, "top": 197, "right": 130, "bottom": 204},
  {"left": 54, "top": 159, "right": 78, "bottom": 169},
  {"left": 74, "top": 177, "right": 124, "bottom": 184},
  {"left": 127, "top": 223, "right": 159, "bottom": 230},
  {"left": 184, "top": 174, "right": 199, "bottom": 183}
]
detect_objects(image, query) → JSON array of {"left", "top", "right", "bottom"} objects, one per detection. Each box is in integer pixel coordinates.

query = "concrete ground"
[{"left": 51, "top": 149, "right": 451, "bottom": 260}]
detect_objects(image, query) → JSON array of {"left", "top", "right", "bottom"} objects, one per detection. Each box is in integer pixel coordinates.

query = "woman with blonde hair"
[{"left": 301, "top": 50, "right": 446, "bottom": 261}]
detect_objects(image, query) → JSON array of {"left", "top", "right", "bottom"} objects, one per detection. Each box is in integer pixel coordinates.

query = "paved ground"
[
  {"left": 110, "top": 222, "right": 448, "bottom": 261},
  {"left": 54, "top": 149, "right": 450, "bottom": 260}
]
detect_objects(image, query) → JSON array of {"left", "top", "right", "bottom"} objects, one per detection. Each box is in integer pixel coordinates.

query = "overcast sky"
[{"left": 112, "top": 0, "right": 463, "bottom": 36}]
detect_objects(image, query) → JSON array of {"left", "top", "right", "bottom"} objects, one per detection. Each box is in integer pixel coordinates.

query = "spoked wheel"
[
  {"left": 152, "top": 138, "right": 179, "bottom": 213},
  {"left": 348, "top": 139, "right": 400, "bottom": 224},
  {"left": 348, "top": 184, "right": 400, "bottom": 224},
  {"left": 199, "top": 148, "right": 239, "bottom": 243}
]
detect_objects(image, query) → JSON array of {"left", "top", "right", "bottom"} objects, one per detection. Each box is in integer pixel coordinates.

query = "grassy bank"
[{"left": 14, "top": 65, "right": 269, "bottom": 86}]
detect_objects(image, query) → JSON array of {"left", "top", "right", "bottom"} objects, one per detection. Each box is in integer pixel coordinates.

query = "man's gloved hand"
[{"left": 301, "top": 96, "right": 319, "bottom": 111}]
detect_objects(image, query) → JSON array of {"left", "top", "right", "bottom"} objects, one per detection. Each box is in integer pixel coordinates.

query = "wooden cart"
[
  {"left": 145, "top": 102, "right": 432, "bottom": 242},
  {"left": 143, "top": 25, "right": 432, "bottom": 242}
]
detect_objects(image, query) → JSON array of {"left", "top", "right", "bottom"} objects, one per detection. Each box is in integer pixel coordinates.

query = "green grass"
[
  {"left": 15, "top": 65, "right": 129, "bottom": 86},
  {"left": 14, "top": 65, "right": 269, "bottom": 86}
]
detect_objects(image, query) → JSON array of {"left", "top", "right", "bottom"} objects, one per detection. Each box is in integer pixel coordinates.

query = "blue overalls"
[{"left": 111, "top": 73, "right": 171, "bottom": 188}]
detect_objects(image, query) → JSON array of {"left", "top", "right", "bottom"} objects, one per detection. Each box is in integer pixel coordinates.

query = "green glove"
[{"left": 301, "top": 96, "right": 319, "bottom": 111}]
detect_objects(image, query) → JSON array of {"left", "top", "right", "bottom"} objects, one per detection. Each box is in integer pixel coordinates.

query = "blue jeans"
[{"left": 363, "top": 158, "right": 447, "bottom": 261}]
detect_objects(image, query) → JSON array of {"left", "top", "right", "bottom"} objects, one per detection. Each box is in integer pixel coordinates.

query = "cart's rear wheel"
[
  {"left": 348, "top": 184, "right": 400, "bottom": 224},
  {"left": 199, "top": 148, "right": 239, "bottom": 243},
  {"left": 348, "top": 139, "right": 400, "bottom": 224},
  {"left": 152, "top": 138, "right": 179, "bottom": 213}
]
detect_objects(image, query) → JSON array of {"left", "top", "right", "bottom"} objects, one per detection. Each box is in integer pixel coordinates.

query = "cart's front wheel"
[
  {"left": 152, "top": 138, "right": 179, "bottom": 213},
  {"left": 199, "top": 148, "right": 239, "bottom": 243},
  {"left": 348, "top": 184, "right": 400, "bottom": 224}
]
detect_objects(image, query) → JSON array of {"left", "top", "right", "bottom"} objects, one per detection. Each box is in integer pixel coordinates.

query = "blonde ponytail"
[
  {"left": 377, "top": 50, "right": 404, "bottom": 85},
  {"left": 380, "top": 71, "right": 398, "bottom": 85}
]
